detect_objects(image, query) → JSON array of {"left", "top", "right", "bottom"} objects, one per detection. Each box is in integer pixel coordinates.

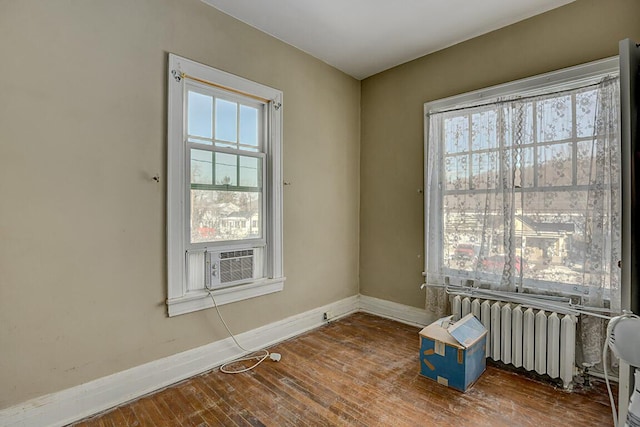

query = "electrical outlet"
[{"left": 323, "top": 311, "right": 333, "bottom": 321}]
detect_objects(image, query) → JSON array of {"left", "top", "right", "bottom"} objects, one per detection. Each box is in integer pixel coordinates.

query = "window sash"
[
  {"left": 184, "top": 83, "right": 268, "bottom": 248},
  {"left": 439, "top": 88, "right": 611, "bottom": 194},
  {"left": 425, "top": 58, "right": 620, "bottom": 299},
  {"left": 167, "top": 53, "right": 284, "bottom": 316},
  {"left": 186, "top": 83, "right": 265, "bottom": 152},
  {"left": 188, "top": 147, "right": 265, "bottom": 192}
]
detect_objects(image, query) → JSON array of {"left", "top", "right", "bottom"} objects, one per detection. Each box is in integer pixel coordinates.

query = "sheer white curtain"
[
  {"left": 580, "top": 77, "right": 621, "bottom": 365},
  {"left": 425, "top": 99, "right": 528, "bottom": 317},
  {"left": 425, "top": 77, "right": 620, "bottom": 364}
]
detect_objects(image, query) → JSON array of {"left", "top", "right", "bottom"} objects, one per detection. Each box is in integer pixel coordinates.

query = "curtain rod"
[
  {"left": 180, "top": 72, "right": 272, "bottom": 104},
  {"left": 426, "top": 75, "right": 618, "bottom": 117}
]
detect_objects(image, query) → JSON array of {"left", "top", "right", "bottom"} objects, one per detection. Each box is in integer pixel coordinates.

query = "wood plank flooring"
[{"left": 70, "top": 312, "right": 615, "bottom": 426}]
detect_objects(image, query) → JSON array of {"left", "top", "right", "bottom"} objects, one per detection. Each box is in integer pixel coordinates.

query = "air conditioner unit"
[{"left": 205, "top": 249, "right": 255, "bottom": 289}]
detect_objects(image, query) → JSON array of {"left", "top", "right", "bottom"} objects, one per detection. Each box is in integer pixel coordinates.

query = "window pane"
[
  {"left": 503, "top": 103, "right": 534, "bottom": 147},
  {"left": 445, "top": 154, "right": 468, "bottom": 190},
  {"left": 215, "top": 99, "right": 237, "bottom": 143},
  {"left": 240, "top": 105, "right": 259, "bottom": 148},
  {"left": 444, "top": 116, "right": 469, "bottom": 153},
  {"left": 576, "top": 140, "right": 595, "bottom": 185},
  {"left": 520, "top": 191, "right": 587, "bottom": 292},
  {"left": 215, "top": 153, "right": 237, "bottom": 186},
  {"left": 239, "top": 156, "right": 261, "bottom": 188},
  {"left": 502, "top": 147, "right": 535, "bottom": 188},
  {"left": 190, "top": 189, "right": 262, "bottom": 243},
  {"left": 434, "top": 77, "right": 619, "bottom": 299},
  {"left": 471, "top": 110, "right": 497, "bottom": 151},
  {"left": 520, "top": 147, "right": 535, "bottom": 188},
  {"left": 537, "top": 95, "right": 572, "bottom": 142},
  {"left": 188, "top": 91, "right": 213, "bottom": 140},
  {"left": 470, "top": 151, "right": 497, "bottom": 190},
  {"left": 537, "top": 142, "right": 572, "bottom": 187},
  {"left": 443, "top": 193, "right": 506, "bottom": 272},
  {"left": 576, "top": 89, "right": 597, "bottom": 138},
  {"left": 191, "top": 149, "right": 213, "bottom": 185}
]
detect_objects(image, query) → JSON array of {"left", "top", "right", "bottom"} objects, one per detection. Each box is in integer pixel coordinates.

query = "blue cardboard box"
[{"left": 419, "top": 313, "right": 487, "bottom": 392}]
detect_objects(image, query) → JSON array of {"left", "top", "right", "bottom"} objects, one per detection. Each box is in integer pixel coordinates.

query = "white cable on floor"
[
  {"left": 604, "top": 337, "right": 619, "bottom": 427},
  {"left": 207, "top": 290, "right": 281, "bottom": 374}
]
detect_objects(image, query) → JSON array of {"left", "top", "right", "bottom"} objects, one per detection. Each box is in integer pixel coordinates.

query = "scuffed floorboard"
[{"left": 71, "top": 313, "right": 615, "bottom": 426}]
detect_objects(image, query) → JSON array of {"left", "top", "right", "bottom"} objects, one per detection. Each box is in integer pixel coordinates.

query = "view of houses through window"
[
  {"left": 187, "top": 88, "right": 265, "bottom": 245},
  {"left": 437, "top": 83, "right": 619, "bottom": 297}
]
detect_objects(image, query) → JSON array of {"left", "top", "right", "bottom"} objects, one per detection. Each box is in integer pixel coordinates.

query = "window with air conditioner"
[{"left": 167, "top": 54, "right": 284, "bottom": 316}]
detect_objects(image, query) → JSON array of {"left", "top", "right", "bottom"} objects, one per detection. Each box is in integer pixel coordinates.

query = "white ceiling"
[{"left": 201, "top": 0, "right": 574, "bottom": 80}]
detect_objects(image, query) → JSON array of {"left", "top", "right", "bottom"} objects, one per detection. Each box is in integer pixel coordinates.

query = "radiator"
[{"left": 451, "top": 295, "right": 577, "bottom": 388}]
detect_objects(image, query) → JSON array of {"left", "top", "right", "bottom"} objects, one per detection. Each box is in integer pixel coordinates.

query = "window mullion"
[
  {"left": 532, "top": 101, "right": 539, "bottom": 189},
  {"left": 211, "top": 97, "right": 217, "bottom": 185},
  {"left": 467, "top": 114, "right": 473, "bottom": 190},
  {"left": 194, "top": 144, "right": 264, "bottom": 158},
  {"left": 236, "top": 153, "right": 240, "bottom": 189},
  {"left": 571, "top": 93, "right": 578, "bottom": 187},
  {"left": 236, "top": 102, "right": 241, "bottom": 150}
]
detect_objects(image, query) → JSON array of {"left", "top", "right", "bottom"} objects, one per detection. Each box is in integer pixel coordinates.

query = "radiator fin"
[
  {"left": 535, "top": 310, "right": 547, "bottom": 375},
  {"left": 480, "top": 300, "right": 491, "bottom": 358},
  {"left": 490, "top": 302, "right": 501, "bottom": 361},
  {"left": 462, "top": 297, "right": 471, "bottom": 318},
  {"left": 450, "top": 297, "right": 577, "bottom": 388},
  {"left": 560, "top": 314, "right": 576, "bottom": 387},
  {"left": 512, "top": 305, "right": 523, "bottom": 368},
  {"left": 547, "top": 312, "right": 561, "bottom": 379},
  {"left": 501, "top": 304, "right": 512, "bottom": 365},
  {"left": 453, "top": 296, "right": 462, "bottom": 321},
  {"left": 471, "top": 299, "right": 481, "bottom": 320},
  {"left": 523, "top": 308, "right": 535, "bottom": 371}
]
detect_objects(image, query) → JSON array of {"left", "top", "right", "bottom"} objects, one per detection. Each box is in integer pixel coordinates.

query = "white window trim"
[
  {"left": 425, "top": 56, "right": 619, "bottom": 114},
  {"left": 167, "top": 54, "right": 285, "bottom": 317},
  {"left": 423, "top": 56, "right": 620, "bottom": 300}
]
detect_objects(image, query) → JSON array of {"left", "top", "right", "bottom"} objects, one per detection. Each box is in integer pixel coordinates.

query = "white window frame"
[
  {"left": 167, "top": 54, "right": 284, "bottom": 317},
  {"left": 424, "top": 56, "right": 619, "bottom": 298}
]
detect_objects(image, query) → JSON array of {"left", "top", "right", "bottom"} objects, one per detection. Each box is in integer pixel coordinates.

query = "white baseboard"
[
  {"left": 359, "top": 294, "right": 432, "bottom": 327},
  {"left": 0, "top": 294, "right": 429, "bottom": 427}
]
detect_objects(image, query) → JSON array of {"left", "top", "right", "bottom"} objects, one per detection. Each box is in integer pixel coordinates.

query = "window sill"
[{"left": 167, "top": 277, "right": 286, "bottom": 317}]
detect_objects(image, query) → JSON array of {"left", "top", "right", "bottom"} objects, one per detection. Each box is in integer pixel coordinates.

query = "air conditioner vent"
[
  {"left": 206, "top": 249, "right": 254, "bottom": 289},
  {"left": 220, "top": 249, "right": 254, "bottom": 259}
]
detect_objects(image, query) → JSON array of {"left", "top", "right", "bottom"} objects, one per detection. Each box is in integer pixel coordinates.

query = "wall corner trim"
[{"left": 0, "top": 294, "right": 428, "bottom": 427}]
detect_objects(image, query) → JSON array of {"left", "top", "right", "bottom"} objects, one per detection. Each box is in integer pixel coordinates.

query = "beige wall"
[
  {"left": 0, "top": 0, "right": 360, "bottom": 408},
  {"left": 359, "top": 0, "right": 640, "bottom": 307},
  {"left": 4, "top": 0, "right": 640, "bottom": 412}
]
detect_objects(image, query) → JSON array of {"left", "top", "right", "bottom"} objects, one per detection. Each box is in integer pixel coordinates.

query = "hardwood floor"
[{"left": 71, "top": 312, "right": 615, "bottom": 426}]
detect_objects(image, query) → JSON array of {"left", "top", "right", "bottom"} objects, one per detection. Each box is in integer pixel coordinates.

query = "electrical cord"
[
  {"left": 604, "top": 331, "right": 619, "bottom": 427},
  {"left": 206, "top": 290, "right": 281, "bottom": 374}
]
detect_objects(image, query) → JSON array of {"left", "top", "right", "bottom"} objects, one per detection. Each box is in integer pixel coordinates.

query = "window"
[
  {"left": 424, "top": 58, "right": 620, "bottom": 304},
  {"left": 167, "top": 54, "right": 284, "bottom": 316}
]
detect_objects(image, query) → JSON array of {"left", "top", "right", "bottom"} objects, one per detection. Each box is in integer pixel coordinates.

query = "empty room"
[{"left": 1, "top": 0, "right": 640, "bottom": 426}]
